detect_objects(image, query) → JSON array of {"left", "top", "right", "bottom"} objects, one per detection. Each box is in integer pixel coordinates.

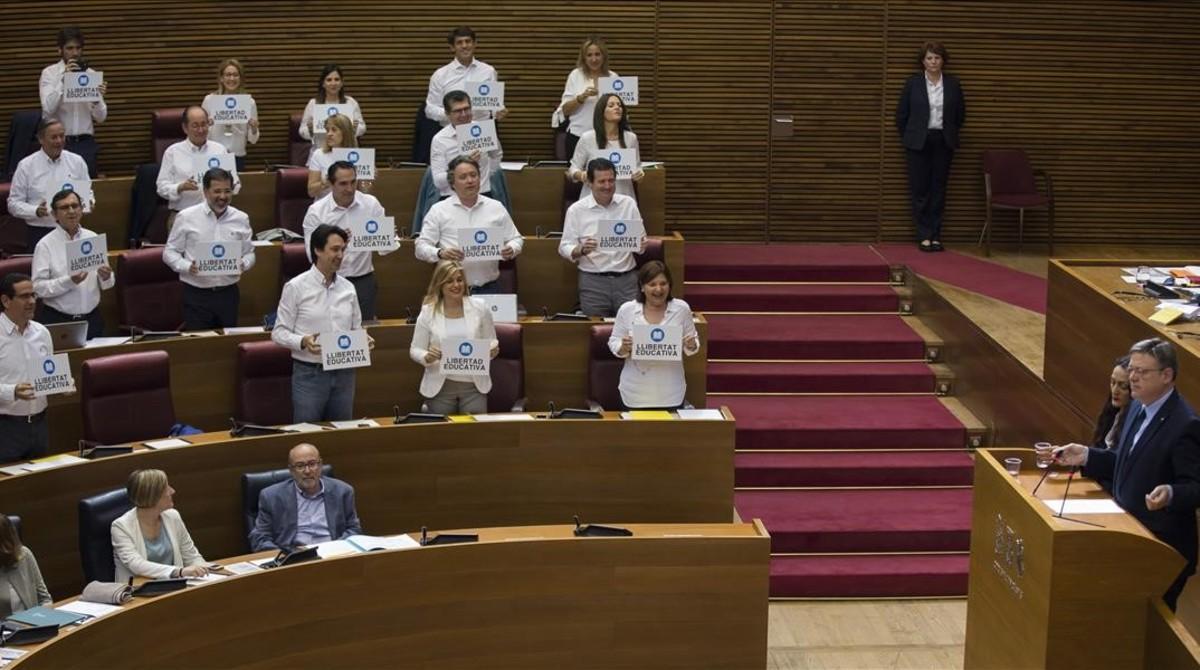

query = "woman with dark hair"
[
  {"left": 554, "top": 35, "right": 618, "bottom": 158},
  {"left": 0, "top": 514, "right": 52, "bottom": 617},
  {"left": 895, "top": 41, "right": 965, "bottom": 252},
  {"left": 299, "top": 64, "right": 366, "bottom": 151},
  {"left": 608, "top": 261, "right": 700, "bottom": 410},
  {"left": 567, "top": 92, "right": 643, "bottom": 201},
  {"left": 1093, "top": 355, "right": 1133, "bottom": 449}
]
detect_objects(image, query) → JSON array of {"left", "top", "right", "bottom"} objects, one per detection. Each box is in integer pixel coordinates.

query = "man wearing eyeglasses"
[
  {"left": 0, "top": 273, "right": 52, "bottom": 462},
  {"left": 1055, "top": 337, "right": 1200, "bottom": 610},
  {"left": 248, "top": 443, "right": 362, "bottom": 552}
]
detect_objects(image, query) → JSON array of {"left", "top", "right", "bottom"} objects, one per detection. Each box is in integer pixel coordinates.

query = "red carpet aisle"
[{"left": 687, "top": 244, "right": 977, "bottom": 598}]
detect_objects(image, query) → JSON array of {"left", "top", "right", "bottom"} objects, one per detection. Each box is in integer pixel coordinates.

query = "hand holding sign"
[
  {"left": 595, "top": 219, "right": 645, "bottom": 252},
  {"left": 470, "top": 81, "right": 505, "bottom": 112},
  {"left": 206, "top": 94, "right": 253, "bottom": 124},
  {"left": 319, "top": 330, "right": 371, "bottom": 371},
  {"left": 331, "top": 148, "right": 376, "bottom": 180},
  {"left": 632, "top": 324, "right": 682, "bottom": 361},
  {"left": 439, "top": 338, "right": 490, "bottom": 376},
  {"left": 66, "top": 71, "right": 104, "bottom": 103},
  {"left": 65, "top": 234, "right": 108, "bottom": 274},
  {"left": 598, "top": 76, "right": 638, "bottom": 106},
  {"left": 455, "top": 120, "right": 499, "bottom": 154},
  {"left": 457, "top": 227, "right": 504, "bottom": 262},
  {"left": 29, "top": 354, "right": 76, "bottom": 397}
]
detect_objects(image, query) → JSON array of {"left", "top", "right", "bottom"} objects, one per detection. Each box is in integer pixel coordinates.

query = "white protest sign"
[
  {"left": 65, "top": 71, "right": 104, "bottom": 103},
  {"left": 632, "top": 324, "right": 682, "bottom": 362},
  {"left": 598, "top": 76, "right": 638, "bottom": 106},
  {"left": 476, "top": 294, "right": 517, "bottom": 323},
  {"left": 320, "top": 330, "right": 372, "bottom": 371},
  {"left": 206, "top": 94, "right": 253, "bottom": 124},
  {"left": 345, "top": 213, "right": 395, "bottom": 253},
  {"left": 595, "top": 218, "right": 645, "bottom": 252},
  {"left": 56, "top": 178, "right": 93, "bottom": 207},
  {"left": 457, "top": 227, "right": 505, "bottom": 262},
  {"left": 65, "top": 233, "right": 108, "bottom": 274},
  {"left": 595, "top": 148, "right": 636, "bottom": 180},
  {"left": 439, "top": 338, "right": 490, "bottom": 377},
  {"left": 312, "top": 103, "right": 351, "bottom": 134},
  {"left": 29, "top": 353, "right": 75, "bottom": 397},
  {"left": 330, "top": 147, "right": 376, "bottom": 180},
  {"left": 469, "top": 80, "right": 505, "bottom": 112},
  {"left": 456, "top": 120, "right": 499, "bottom": 154},
  {"left": 192, "top": 240, "right": 244, "bottom": 276},
  {"left": 192, "top": 153, "right": 237, "bottom": 185}
]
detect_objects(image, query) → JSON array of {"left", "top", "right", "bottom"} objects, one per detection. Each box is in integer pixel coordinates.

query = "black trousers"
[
  {"left": 347, "top": 272, "right": 377, "bottom": 321},
  {"left": 183, "top": 283, "right": 240, "bottom": 330},
  {"left": 66, "top": 134, "right": 99, "bottom": 178},
  {"left": 38, "top": 303, "right": 105, "bottom": 339},
  {"left": 904, "top": 129, "right": 953, "bottom": 242},
  {"left": 565, "top": 132, "right": 582, "bottom": 162},
  {"left": 26, "top": 225, "right": 53, "bottom": 253},
  {"left": 0, "top": 413, "right": 48, "bottom": 463}
]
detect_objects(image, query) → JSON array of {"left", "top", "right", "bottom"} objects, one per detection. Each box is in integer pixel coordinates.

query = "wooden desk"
[
  {"left": 11, "top": 523, "right": 767, "bottom": 670},
  {"left": 87, "top": 166, "right": 666, "bottom": 249},
  {"left": 46, "top": 313, "right": 708, "bottom": 451},
  {"left": 1044, "top": 259, "right": 1200, "bottom": 419},
  {"left": 0, "top": 411, "right": 735, "bottom": 598}
]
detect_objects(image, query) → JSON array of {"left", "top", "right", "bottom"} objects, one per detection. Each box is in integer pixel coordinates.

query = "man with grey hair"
[{"left": 1056, "top": 337, "right": 1200, "bottom": 610}]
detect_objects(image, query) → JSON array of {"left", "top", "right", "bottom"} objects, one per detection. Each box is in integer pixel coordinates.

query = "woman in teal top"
[{"left": 111, "top": 469, "right": 210, "bottom": 582}]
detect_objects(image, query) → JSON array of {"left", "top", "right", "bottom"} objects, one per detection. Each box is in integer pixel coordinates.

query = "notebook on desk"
[{"left": 5, "top": 606, "right": 87, "bottom": 628}]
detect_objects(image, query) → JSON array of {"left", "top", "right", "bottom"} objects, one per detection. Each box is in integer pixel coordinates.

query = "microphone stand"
[{"left": 1053, "top": 467, "right": 1105, "bottom": 528}]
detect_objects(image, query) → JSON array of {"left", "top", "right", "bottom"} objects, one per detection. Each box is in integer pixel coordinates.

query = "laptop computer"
[{"left": 45, "top": 321, "right": 88, "bottom": 352}]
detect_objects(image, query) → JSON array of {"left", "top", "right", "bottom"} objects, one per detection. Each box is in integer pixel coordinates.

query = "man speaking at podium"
[{"left": 1056, "top": 338, "right": 1200, "bottom": 610}]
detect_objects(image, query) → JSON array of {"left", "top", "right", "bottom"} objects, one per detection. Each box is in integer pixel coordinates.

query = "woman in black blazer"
[{"left": 895, "top": 41, "right": 965, "bottom": 252}]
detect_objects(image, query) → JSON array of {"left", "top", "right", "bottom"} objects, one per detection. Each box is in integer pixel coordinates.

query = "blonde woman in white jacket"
[
  {"left": 410, "top": 261, "right": 499, "bottom": 415},
  {"left": 111, "top": 469, "right": 208, "bottom": 582}
]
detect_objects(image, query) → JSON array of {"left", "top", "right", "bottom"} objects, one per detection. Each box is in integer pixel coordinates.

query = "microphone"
[
  {"left": 542, "top": 306, "right": 551, "bottom": 321},
  {"left": 1030, "top": 465, "right": 1053, "bottom": 497},
  {"left": 547, "top": 401, "right": 557, "bottom": 417},
  {"left": 1056, "top": 467, "right": 1078, "bottom": 518}
]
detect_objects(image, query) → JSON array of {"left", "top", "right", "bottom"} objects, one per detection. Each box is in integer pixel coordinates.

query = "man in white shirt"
[
  {"left": 302, "top": 162, "right": 389, "bottom": 320},
  {"left": 0, "top": 273, "right": 52, "bottom": 462},
  {"left": 417, "top": 157, "right": 522, "bottom": 295},
  {"left": 8, "top": 119, "right": 94, "bottom": 251},
  {"left": 429, "top": 91, "right": 502, "bottom": 199},
  {"left": 31, "top": 189, "right": 114, "bottom": 338},
  {"left": 273, "top": 224, "right": 372, "bottom": 423},
  {"left": 424, "top": 26, "right": 507, "bottom": 125},
  {"left": 559, "top": 157, "right": 648, "bottom": 317},
  {"left": 156, "top": 105, "right": 241, "bottom": 219},
  {"left": 39, "top": 27, "right": 107, "bottom": 178},
  {"left": 162, "top": 168, "right": 255, "bottom": 331}
]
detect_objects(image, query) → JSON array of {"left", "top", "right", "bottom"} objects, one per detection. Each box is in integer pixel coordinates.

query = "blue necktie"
[{"left": 1121, "top": 407, "right": 1146, "bottom": 455}]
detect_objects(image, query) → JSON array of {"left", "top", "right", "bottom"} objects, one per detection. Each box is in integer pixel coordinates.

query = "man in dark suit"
[
  {"left": 1057, "top": 338, "right": 1200, "bottom": 610},
  {"left": 249, "top": 443, "right": 363, "bottom": 552}
]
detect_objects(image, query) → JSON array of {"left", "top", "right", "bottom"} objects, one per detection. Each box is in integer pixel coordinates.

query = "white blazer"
[
  {"left": 111, "top": 507, "right": 206, "bottom": 582},
  {"left": 409, "top": 297, "right": 498, "bottom": 398}
]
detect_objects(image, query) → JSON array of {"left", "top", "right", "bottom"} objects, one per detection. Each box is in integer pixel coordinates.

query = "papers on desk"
[
  {"left": 499, "top": 161, "right": 527, "bottom": 171},
  {"left": 0, "top": 648, "right": 27, "bottom": 665},
  {"left": 314, "top": 535, "right": 421, "bottom": 558},
  {"left": 675, "top": 409, "right": 725, "bottom": 421},
  {"left": 83, "top": 336, "right": 132, "bottom": 348},
  {"left": 1157, "top": 301, "right": 1200, "bottom": 317},
  {"left": 621, "top": 411, "right": 674, "bottom": 421},
  {"left": 186, "top": 573, "right": 229, "bottom": 586},
  {"left": 250, "top": 240, "right": 275, "bottom": 247},
  {"left": 223, "top": 326, "right": 268, "bottom": 335},
  {"left": 472, "top": 413, "right": 536, "bottom": 422},
  {"left": 329, "top": 419, "right": 381, "bottom": 429},
  {"left": 1120, "top": 276, "right": 1139, "bottom": 284},
  {"left": 280, "top": 422, "right": 327, "bottom": 433},
  {"left": 144, "top": 438, "right": 191, "bottom": 450},
  {"left": 56, "top": 600, "right": 123, "bottom": 619},
  {"left": 223, "top": 561, "right": 265, "bottom": 575},
  {"left": 1041, "top": 498, "right": 1124, "bottom": 515},
  {"left": 0, "top": 454, "right": 88, "bottom": 475}
]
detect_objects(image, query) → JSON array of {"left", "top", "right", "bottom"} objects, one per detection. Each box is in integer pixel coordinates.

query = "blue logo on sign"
[
  {"left": 42, "top": 359, "right": 56, "bottom": 375},
  {"left": 212, "top": 244, "right": 226, "bottom": 258},
  {"left": 327, "top": 106, "right": 339, "bottom": 117},
  {"left": 365, "top": 220, "right": 379, "bottom": 234},
  {"left": 208, "top": 157, "right": 221, "bottom": 168},
  {"left": 78, "top": 74, "right": 90, "bottom": 86},
  {"left": 63, "top": 182, "right": 74, "bottom": 192},
  {"left": 474, "top": 230, "right": 488, "bottom": 244},
  {"left": 612, "top": 79, "right": 624, "bottom": 91},
  {"left": 470, "top": 125, "right": 482, "bottom": 138},
  {"left": 81, "top": 240, "right": 93, "bottom": 254},
  {"left": 225, "top": 96, "right": 236, "bottom": 109},
  {"left": 478, "top": 83, "right": 490, "bottom": 96},
  {"left": 613, "top": 222, "right": 627, "bottom": 235},
  {"left": 650, "top": 328, "right": 665, "bottom": 342},
  {"left": 347, "top": 150, "right": 359, "bottom": 163},
  {"left": 458, "top": 342, "right": 474, "bottom": 356},
  {"left": 338, "top": 334, "right": 351, "bottom": 349},
  {"left": 609, "top": 151, "right": 621, "bottom": 164}
]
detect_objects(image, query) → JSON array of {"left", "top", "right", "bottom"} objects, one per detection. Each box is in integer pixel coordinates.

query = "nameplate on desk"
[
  {"left": 331, "top": 147, "right": 376, "bottom": 180},
  {"left": 593, "top": 148, "right": 635, "bottom": 180},
  {"left": 65, "top": 233, "right": 107, "bottom": 273},
  {"left": 469, "top": 80, "right": 505, "bottom": 112},
  {"left": 439, "top": 338, "right": 490, "bottom": 376},
  {"left": 313, "top": 103, "right": 350, "bottom": 133},
  {"left": 205, "top": 94, "right": 253, "bottom": 124},
  {"left": 457, "top": 226, "right": 504, "bottom": 261},
  {"left": 192, "top": 240, "right": 244, "bottom": 276},
  {"left": 320, "top": 330, "right": 371, "bottom": 371},
  {"left": 29, "top": 353, "right": 75, "bottom": 397},
  {"left": 595, "top": 218, "right": 644, "bottom": 252},
  {"left": 477, "top": 294, "right": 517, "bottom": 323},
  {"left": 632, "top": 324, "right": 681, "bottom": 361},
  {"left": 65, "top": 71, "right": 103, "bottom": 102},
  {"left": 598, "top": 75, "right": 638, "bottom": 106},
  {"left": 456, "top": 120, "right": 499, "bottom": 154},
  {"left": 192, "top": 153, "right": 236, "bottom": 185},
  {"left": 345, "top": 212, "right": 395, "bottom": 252}
]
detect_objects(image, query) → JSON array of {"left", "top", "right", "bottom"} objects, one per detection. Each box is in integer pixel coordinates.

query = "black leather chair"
[
  {"left": 78, "top": 488, "right": 132, "bottom": 583},
  {"left": 241, "top": 465, "right": 333, "bottom": 551}
]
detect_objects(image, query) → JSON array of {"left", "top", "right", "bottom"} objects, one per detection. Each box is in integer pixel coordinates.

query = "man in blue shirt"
[{"left": 249, "top": 443, "right": 362, "bottom": 551}]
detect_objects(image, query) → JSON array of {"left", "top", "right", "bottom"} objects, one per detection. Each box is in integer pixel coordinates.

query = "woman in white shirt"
[
  {"left": 306, "top": 113, "right": 364, "bottom": 199},
  {"left": 203, "top": 58, "right": 259, "bottom": 172},
  {"left": 299, "top": 64, "right": 367, "bottom": 152},
  {"left": 554, "top": 35, "right": 617, "bottom": 159},
  {"left": 568, "top": 93, "right": 643, "bottom": 201},
  {"left": 111, "top": 469, "right": 209, "bottom": 582},
  {"left": 409, "top": 260, "right": 499, "bottom": 415},
  {"left": 609, "top": 261, "right": 701, "bottom": 410}
]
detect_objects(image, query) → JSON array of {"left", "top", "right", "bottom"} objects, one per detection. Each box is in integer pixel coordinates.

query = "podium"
[{"left": 964, "top": 449, "right": 1186, "bottom": 669}]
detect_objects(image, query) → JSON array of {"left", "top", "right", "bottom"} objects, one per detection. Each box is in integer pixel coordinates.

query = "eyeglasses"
[
  {"left": 289, "top": 459, "right": 322, "bottom": 471},
  {"left": 1127, "top": 366, "right": 1163, "bottom": 377}
]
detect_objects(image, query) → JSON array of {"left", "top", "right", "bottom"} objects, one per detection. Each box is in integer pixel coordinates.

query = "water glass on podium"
[{"left": 1035, "top": 441, "right": 1057, "bottom": 478}]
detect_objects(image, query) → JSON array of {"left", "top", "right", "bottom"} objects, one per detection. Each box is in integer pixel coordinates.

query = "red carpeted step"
[
  {"left": 711, "top": 395, "right": 965, "bottom": 450},
  {"left": 769, "top": 554, "right": 969, "bottom": 598},
  {"left": 686, "top": 243, "right": 891, "bottom": 283},
  {"left": 685, "top": 284, "right": 899, "bottom": 313},
  {"left": 736, "top": 488, "right": 972, "bottom": 554},
  {"left": 708, "top": 361, "right": 935, "bottom": 394},
  {"left": 706, "top": 314, "right": 925, "bottom": 360},
  {"left": 735, "top": 451, "right": 974, "bottom": 488}
]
